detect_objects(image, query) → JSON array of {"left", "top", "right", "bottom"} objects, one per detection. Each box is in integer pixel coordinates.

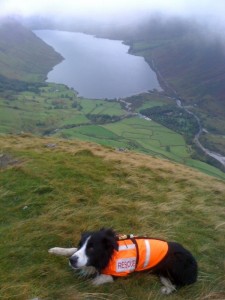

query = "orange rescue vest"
[{"left": 102, "top": 237, "right": 168, "bottom": 277}]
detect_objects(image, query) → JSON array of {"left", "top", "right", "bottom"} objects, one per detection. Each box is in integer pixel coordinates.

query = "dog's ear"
[
  {"left": 102, "top": 228, "right": 118, "bottom": 251},
  {"left": 78, "top": 231, "right": 91, "bottom": 247}
]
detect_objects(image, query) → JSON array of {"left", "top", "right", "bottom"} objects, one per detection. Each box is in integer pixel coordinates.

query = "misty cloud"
[
  {"left": 1, "top": 0, "right": 225, "bottom": 42},
  {"left": 1, "top": 0, "right": 225, "bottom": 21}
]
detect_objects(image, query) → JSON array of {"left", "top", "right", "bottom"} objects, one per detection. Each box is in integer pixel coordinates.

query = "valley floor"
[{"left": 1, "top": 83, "right": 225, "bottom": 179}]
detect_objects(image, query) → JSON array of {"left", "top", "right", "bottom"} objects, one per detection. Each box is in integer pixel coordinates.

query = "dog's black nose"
[{"left": 69, "top": 256, "right": 78, "bottom": 265}]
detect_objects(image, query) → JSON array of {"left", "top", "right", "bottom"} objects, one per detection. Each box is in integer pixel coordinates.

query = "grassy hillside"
[
  {"left": 129, "top": 37, "right": 225, "bottom": 134},
  {"left": 0, "top": 135, "right": 225, "bottom": 300},
  {"left": 0, "top": 19, "right": 62, "bottom": 81}
]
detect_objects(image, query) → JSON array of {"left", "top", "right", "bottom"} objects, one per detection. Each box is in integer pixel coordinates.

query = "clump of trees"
[
  {"left": 71, "top": 100, "right": 82, "bottom": 110},
  {"left": 0, "top": 75, "right": 45, "bottom": 95},
  {"left": 140, "top": 105, "right": 199, "bottom": 142},
  {"left": 86, "top": 114, "right": 121, "bottom": 124}
]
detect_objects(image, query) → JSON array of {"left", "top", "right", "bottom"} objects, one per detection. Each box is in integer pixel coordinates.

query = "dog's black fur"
[
  {"left": 151, "top": 241, "right": 198, "bottom": 286},
  {"left": 69, "top": 228, "right": 198, "bottom": 288}
]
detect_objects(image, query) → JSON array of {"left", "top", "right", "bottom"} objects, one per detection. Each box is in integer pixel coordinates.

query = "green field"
[
  {"left": 55, "top": 116, "right": 190, "bottom": 160},
  {"left": 79, "top": 98, "right": 124, "bottom": 116},
  {"left": 0, "top": 83, "right": 127, "bottom": 134},
  {"left": 56, "top": 117, "right": 225, "bottom": 180},
  {"left": 0, "top": 83, "right": 225, "bottom": 179},
  {"left": 123, "top": 92, "right": 174, "bottom": 112}
]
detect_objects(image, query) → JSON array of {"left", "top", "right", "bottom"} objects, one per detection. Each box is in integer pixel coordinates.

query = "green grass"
[
  {"left": 0, "top": 84, "right": 126, "bottom": 135},
  {"left": 0, "top": 135, "right": 225, "bottom": 300},
  {"left": 56, "top": 116, "right": 190, "bottom": 160},
  {"left": 0, "top": 83, "right": 89, "bottom": 134},
  {"left": 78, "top": 98, "right": 124, "bottom": 116},
  {"left": 56, "top": 126, "right": 128, "bottom": 149},
  {"left": 137, "top": 99, "right": 166, "bottom": 111},
  {"left": 123, "top": 92, "right": 174, "bottom": 112},
  {"left": 55, "top": 116, "right": 225, "bottom": 180},
  {"left": 66, "top": 125, "right": 120, "bottom": 139}
]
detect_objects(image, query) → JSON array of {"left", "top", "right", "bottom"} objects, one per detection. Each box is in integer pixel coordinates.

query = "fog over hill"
[
  {"left": 1, "top": 1, "right": 225, "bottom": 53},
  {"left": 1, "top": 0, "right": 225, "bottom": 37}
]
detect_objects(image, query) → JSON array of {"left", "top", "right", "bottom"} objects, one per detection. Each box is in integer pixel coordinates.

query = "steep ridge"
[
  {"left": 0, "top": 19, "right": 63, "bottom": 81},
  {"left": 127, "top": 18, "right": 225, "bottom": 122}
]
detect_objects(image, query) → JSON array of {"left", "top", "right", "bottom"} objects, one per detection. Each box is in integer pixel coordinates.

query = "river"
[{"left": 34, "top": 30, "right": 162, "bottom": 99}]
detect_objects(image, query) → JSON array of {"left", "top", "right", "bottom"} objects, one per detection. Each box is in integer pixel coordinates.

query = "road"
[{"left": 176, "top": 99, "right": 225, "bottom": 167}]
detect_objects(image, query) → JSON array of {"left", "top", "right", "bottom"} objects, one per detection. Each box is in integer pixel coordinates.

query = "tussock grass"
[{"left": 0, "top": 135, "right": 225, "bottom": 299}]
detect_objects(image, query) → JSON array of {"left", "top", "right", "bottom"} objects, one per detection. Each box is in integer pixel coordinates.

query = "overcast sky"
[
  {"left": 1, "top": 0, "right": 225, "bottom": 19},
  {"left": 1, "top": 0, "right": 225, "bottom": 33}
]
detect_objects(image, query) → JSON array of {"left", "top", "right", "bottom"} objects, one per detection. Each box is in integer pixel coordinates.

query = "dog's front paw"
[
  {"left": 161, "top": 286, "right": 176, "bottom": 295},
  {"left": 48, "top": 247, "right": 59, "bottom": 254},
  {"left": 92, "top": 274, "right": 114, "bottom": 286},
  {"left": 160, "top": 276, "right": 176, "bottom": 294}
]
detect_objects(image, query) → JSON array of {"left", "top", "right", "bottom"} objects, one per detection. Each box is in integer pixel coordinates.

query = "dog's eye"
[
  {"left": 78, "top": 242, "right": 83, "bottom": 249},
  {"left": 87, "top": 246, "right": 94, "bottom": 253}
]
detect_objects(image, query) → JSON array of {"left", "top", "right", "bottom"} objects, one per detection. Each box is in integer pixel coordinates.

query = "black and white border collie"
[{"left": 49, "top": 228, "right": 198, "bottom": 294}]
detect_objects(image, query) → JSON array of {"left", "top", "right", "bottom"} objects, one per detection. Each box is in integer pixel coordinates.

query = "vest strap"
[{"left": 130, "top": 238, "right": 139, "bottom": 269}]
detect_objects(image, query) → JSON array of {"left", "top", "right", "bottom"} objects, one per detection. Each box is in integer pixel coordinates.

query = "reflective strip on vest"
[{"left": 143, "top": 239, "right": 150, "bottom": 268}]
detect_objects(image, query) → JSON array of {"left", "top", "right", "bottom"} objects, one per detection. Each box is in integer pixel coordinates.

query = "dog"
[{"left": 49, "top": 228, "right": 198, "bottom": 294}]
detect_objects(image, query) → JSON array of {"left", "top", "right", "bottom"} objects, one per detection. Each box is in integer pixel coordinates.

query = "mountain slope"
[
  {"left": 121, "top": 18, "right": 225, "bottom": 159},
  {"left": 127, "top": 19, "right": 225, "bottom": 116},
  {"left": 0, "top": 134, "right": 225, "bottom": 300},
  {"left": 107, "top": 17, "right": 225, "bottom": 105},
  {"left": 0, "top": 19, "right": 62, "bottom": 81}
]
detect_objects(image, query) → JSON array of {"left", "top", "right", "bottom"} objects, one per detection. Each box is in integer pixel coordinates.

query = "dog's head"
[{"left": 69, "top": 228, "right": 118, "bottom": 271}]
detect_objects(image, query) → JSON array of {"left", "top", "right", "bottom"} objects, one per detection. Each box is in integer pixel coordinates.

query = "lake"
[{"left": 34, "top": 30, "right": 162, "bottom": 99}]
